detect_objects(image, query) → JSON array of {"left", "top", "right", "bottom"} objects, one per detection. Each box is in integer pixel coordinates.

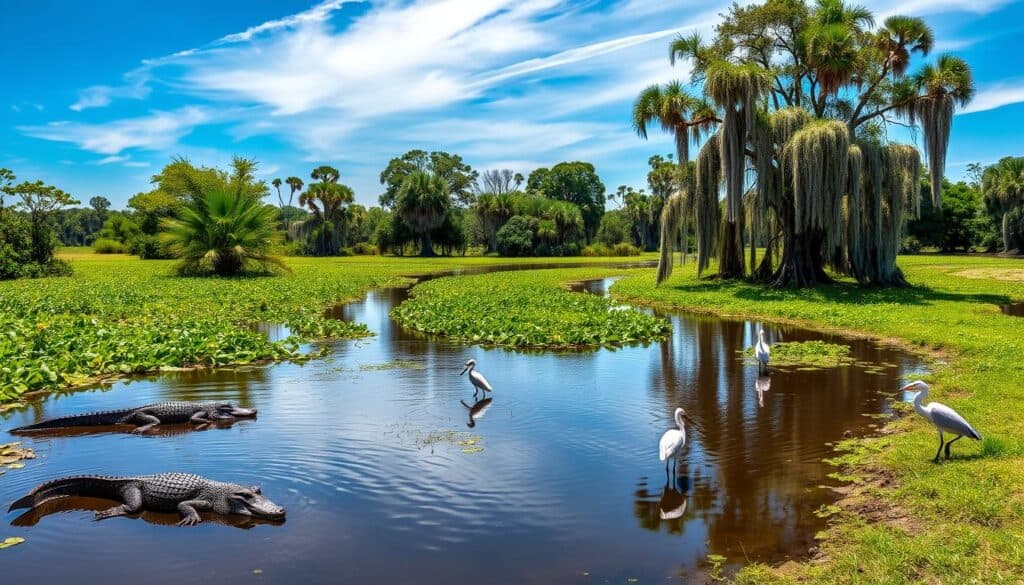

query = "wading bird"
[
  {"left": 659, "top": 408, "right": 688, "bottom": 477},
  {"left": 902, "top": 380, "right": 982, "bottom": 463},
  {"left": 756, "top": 329, "right": 771, "bottom": 375},
  {"left": 460, "top": 359, "right": 493, "bottom": 397}
]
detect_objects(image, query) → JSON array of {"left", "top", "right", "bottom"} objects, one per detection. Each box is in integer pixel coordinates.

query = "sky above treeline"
[{"left": 2, "top": 0, "right": 1023, "bottom": 209}]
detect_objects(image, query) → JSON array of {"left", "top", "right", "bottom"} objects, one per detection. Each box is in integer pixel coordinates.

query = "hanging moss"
[
  {"left": 914, "top": 94, "right": 953, "bottom": 208},
  {"left": 782, "top": 120, "right": 849, "bottom": 236},
  {"left": 695, "top": 134, "right": 723, "bottom": 275}
]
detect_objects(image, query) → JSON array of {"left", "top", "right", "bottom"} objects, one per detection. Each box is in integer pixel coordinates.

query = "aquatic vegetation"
[
  {"left": 742, "top": 340, "right": 853, "bottom": 368},
  {"left": 392, "top": 268, "right": 670, "bottom": 348},
  {"left": 0, "top": 443, "right": 35, "bottom": 469},
  {"left": 359, "top": 359, "right": 425, "bottom": 371},
  {"left": 0, "top": 537, "right": 26, "bottom": 550}
]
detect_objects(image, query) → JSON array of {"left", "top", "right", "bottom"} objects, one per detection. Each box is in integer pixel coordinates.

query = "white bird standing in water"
[
  {"left": 755, "top": 328, "right": 771, "bottom": 375},
  {"left": 659, "top": 408, "right": 688, "bottom": 477},
  {"left": 460, "top": 359, "right": 493, "bottom": 397},
  {"left": 902, "top": 380, "right": 982, "bottom": 463}
]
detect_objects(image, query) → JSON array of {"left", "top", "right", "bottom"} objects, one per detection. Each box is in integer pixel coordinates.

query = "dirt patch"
[
  {"left": 953, "top": 268, "right": 1024, "bottom": 282},
  {"left": 829, "top": 471, "right": 923, "bottom": 535}
]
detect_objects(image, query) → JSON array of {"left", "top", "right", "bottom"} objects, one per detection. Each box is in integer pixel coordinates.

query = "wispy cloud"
[
  {"left": 959, "top": 81, "right": 1024, "bottom": 115},
  {"left": 70, "top": 80, "right": 150, "bottom": 112},
  {"left": 20, "top": 107, "right": 214, "bottom": 155}
]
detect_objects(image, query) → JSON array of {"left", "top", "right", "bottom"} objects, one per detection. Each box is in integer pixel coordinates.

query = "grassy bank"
[
  {"left": 612, "top": 255, "right": 1024, "bottom": 583},
  {"left": 392, "top": 268, "right": 669, "bottom": 347},
  {"left": 0, "top": 251, "right": 656, "bottom": 403}
]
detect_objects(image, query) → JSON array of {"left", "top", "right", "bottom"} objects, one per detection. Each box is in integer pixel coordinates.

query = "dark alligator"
[
  {"left": 9, "top": 473, "right": 285, "bottom": 526},
  {"left": 10, "top": 401, "right": 257, "bottom": 433}
]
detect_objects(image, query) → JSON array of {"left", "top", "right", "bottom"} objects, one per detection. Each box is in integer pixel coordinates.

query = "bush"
[
  {"left": 352, "top": 242, "right": 379, "bottom": 255},
  {"left": 496, "top": 215, "right": 536, "bottom": 257},
  {"left": 93, "top": 238, "right": 127, "bottom": 254},
  {"left": 130, "top": 234, "right": 177, "bottom": 259},
  {"left": 901, "top": 236, "right": 922, "bottom": 255},
  {"left": 0, "top": 211, "right": 71, "bottom": 280},
  {"left": 272, "top": 240, "right": 308, "bottom": 257},
  {"left": 581, "top": 243, "right": 612, "bottom": 257},
  {"left": 613, "top": 242, "right": 642, "bottom": 256}
]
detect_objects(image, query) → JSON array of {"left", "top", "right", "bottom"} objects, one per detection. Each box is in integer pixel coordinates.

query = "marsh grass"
[
  {"left": 613, "top": 254, "right": 1024, "bottom": 583},
  {"left": 741, "top": 340, "right": 853, "bottom": 368}
]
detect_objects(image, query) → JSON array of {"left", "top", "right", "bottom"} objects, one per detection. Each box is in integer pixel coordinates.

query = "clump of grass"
[
  {"left": 359, "top": 359, "right": 425, "bottom": 371},
  {"left": 741, "top": 340, "right": 853, "bottom": 369},
  {"left": 392, "top": 268, "right": 670, "bottom": 348}
]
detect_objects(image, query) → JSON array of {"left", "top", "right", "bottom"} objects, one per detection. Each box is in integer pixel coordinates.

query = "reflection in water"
[
  {"left": 0, "top": 269, "right": 923, "bottom": 584},
  {"left": 755, "top": 375, "right": 772, "bottom": 408},
  {"left": 11, "top": 496, "right": 282, "bottom": 530},
  {"left": 461, "top": 397, "right": 493, "bottom": 428},
  {"left": 10, "top": 418, "right": 255, "bottom": 439}
]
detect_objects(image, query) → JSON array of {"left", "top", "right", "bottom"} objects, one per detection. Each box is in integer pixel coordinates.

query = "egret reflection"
[
  {"left": 460, "top": 397, "right": 493, "bottom": 428},
  {"left": 755, "top": 375, "right": 772, "bottom": 408}
]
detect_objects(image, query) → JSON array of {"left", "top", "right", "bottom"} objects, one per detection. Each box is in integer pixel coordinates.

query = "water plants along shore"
[
  {"left": 611, "top": 254, "right": 1024, "bottom": 583},
  {"left": 0, "top": 250, "right": 658, "bottom": 403},
  {"left": 391, "top": 268, "right": 669, "bottom": 347}
]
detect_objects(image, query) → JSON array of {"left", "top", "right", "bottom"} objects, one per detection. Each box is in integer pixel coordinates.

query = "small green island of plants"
[{"left": 392, "top": 268, "right": 670, "bottom": 348}]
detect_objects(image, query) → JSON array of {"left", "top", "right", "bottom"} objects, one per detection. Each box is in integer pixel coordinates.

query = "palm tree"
[
  {"left": 311, "top": 165, "right": 340, "bottom": 184},
  {"left": 160, "top": 189, "right": 284, "bottom": 276},
  {"left": 299, "top": 180, "right": 354, "bottom": 256},
  {"left": 633, "top": 81, "right": 715, "bottom": 167},
  {"left": 876, "top": 16, "right": 933, "bottom": 78},
  {"left": 282, "top": 176, "right": 303, "bottom": 236},
  {"left": 982, "top": 157, "right": 1024, "bottom": 254},
  {"left": 396, "top": 171, "right": 450, "bottom": 257}
]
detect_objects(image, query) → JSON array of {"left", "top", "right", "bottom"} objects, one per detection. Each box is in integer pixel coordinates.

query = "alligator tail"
[
  {"left": 9, "top": 476, "right": 128, "bottom": 511},
  {"left": 11, "top": 409, "right": 134, "bottom": 432}
]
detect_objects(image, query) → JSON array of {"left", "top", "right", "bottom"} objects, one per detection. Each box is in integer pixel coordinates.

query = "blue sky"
[{"left": 3, "top": 0, "right": 1024, "bottom": 209}]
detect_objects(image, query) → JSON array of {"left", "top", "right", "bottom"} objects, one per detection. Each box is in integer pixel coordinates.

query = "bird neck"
[
  {"left": 913, "top": 387, "right": 929, "bottom": 418},
  {"left": 675, "top": 412, "right": 685, "bottom": 430}
]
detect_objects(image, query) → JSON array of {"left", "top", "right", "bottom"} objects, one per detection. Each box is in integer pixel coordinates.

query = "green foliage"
[
  {"left": 379, "top": 150, "right": 478, "bottom": 208},
  {"left": 743, "top": 340, "right": 853, "bottom": 368},
  {"left": 352, "top": 242, "right": 379, "bottom": 255},
  {"left": 0, "top": 210, "right": 34, "bottom": 279},
  {"left": 160, "top": 189, "right": 285, "bottom": 276},
  {"left": 596, "top": 209, "right": 633, "bottom": 246},
  {"left": 130, "top": 234, "right": 176, "bottom": 260},
  {"left": 91, "top": 238, "right": 127, "bottom": 254},
  {"left": 495, "top": 215, "right": 536, "bottom": 257},
  {"left": 127, "top": 189, "right": 186, "bottom": 234},
  {"left": 396, "top": 170, "right": 451, "bottom": 257},
  {"left": 298, "top": 167, "right": 356, "bottom": 256},
  {"left": 527, "top": 162, "right": 605, "bottom": 241},
  {"left": 95, "top": 213, "right": 141, "bottom": 246},
  {"left": 392, "top": 268, "right": 669, "bottom": 348},
  {"left": 908, "top": 180, "right": 984, "bottom": 252},
  {"left": 581, "top": 243, "right": 643, "bottom": 257}
]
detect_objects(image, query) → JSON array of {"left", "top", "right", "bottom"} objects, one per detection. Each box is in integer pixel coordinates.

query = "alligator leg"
[
  {"left": 177, "top": 499, "right": 211, "bottom": 526},
  {"left": 131, "top": 413, "right": 163, "bottom": 434},
  {"left": 94, "top": 485, "right": 143, "bottom": 521},
  {"left": 190, "top": 411, "right": 215, "bottom": 424}
]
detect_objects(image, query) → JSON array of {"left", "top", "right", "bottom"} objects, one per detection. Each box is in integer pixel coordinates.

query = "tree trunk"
[
  {"left": 1003, "top": 211, "right": 1011, "bottom": 254},
  {"left": 717, "top": 220, "right": 745, "bottom": 279},
  {"left": 419, "top": 232, "right": 436, "bottom": 257}
]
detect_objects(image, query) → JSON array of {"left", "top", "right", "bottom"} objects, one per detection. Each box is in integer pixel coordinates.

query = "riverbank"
[
  {"left": 611, "top": 255, "right": 1024, "bottom": 583},
  {"left": 0, "top": 251, "right": 658, "bottom": 403}
]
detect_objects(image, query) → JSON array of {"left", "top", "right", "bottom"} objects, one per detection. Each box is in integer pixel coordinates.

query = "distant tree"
[
  {"left": 128, "top": 190, "right": 186, "bottom": 234},
  {"left": 513, "top": 172, "right": 524, "bottom": 189},
  {"left": 299, "top": 166, "right": 355, "bottom": 256},
  {"left": 10, "top": 180, "right": 78, "bottom": 264},
  {"left": 908, "top": 179, "right": 983, "bottom": 252},
  {"left": 396, "top": 170, "right": 450, "bottom": 256},
  {"left": 496, "top": 215, "right": 537, "bottom": 257},
  {"left": 480, "top": 169, "right": 518, "bottom": 195},
  {"left": 981, "top": 156, "right": 1024, "bottom": 254},
  {"left": 0, "top": 167, "right": 14, "bottom": 210},
  {"left": 527, "top": 162, "right": 605, "bottom": 241},
  {"left": 89, "top": 196, "right": 111, "bottom": 218},
  {"left": 284, "top": 176, "right": 304, "bottom": 234},
  {"left": 380, "top": 150, "right": 477, "bottom": 208},
  {"left": 96, "top": 213, "right": 142, "bottom": 247},
  {"left": 596, "top": 209, "right": 633, "bottom": 246}
]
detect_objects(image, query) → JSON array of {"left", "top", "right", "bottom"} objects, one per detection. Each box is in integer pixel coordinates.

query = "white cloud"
[
  {"left": 20, "top": 107, "right": 213, "bottom": 155},
  {"left": 216, "top": 0, "right": 359, "bottom": 44},
  {"left": 959, "top": 82, "right": 1024, "bottom": 115},
  {"left": 96, "top": 155, "right": 129, "bottom": 165},
  {"left": 123, "top": 161, "right": 152, "bottom": 168},
  {"left": 70, "top": 81, "right": 150, "bottom": 111}
]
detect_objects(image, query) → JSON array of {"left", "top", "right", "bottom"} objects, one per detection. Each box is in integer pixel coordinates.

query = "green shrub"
[
  {"left": 581, "top": 243, "right": 612, "bottom": 257},
  {"left": 496, "top": 215, "right": 536, "bottom": 257},
  {"left": 613, "top": 242, "right": 641, "bottom": 256},
  {"left": 901, "top": 236, "right": 922, "bottom": 255},
  {"left": 130, "top": 234, "right": 176, "bottom": 259},
  {"left": 352, "top": 242, "right": 380, "bottom": 255},
  {"left": 92, "top": 238, "right": 127, "bottom": 254}
]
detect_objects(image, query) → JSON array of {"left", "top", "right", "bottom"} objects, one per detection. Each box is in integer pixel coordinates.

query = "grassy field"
[
  {"left": 0, "top": 249, "right": 657, "bottom": 403},
  {"left": 611, "top": 255, "right": 1024, "bottom": 583},
  {"left": 393, "top": 268, "right": 669, "bottom": 347}
]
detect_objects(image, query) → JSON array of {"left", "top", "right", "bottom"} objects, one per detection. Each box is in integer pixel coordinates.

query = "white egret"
[
  {"left": 755, "top": 328, "right": 771, "bottom": 375},
  {"left": 460, "top": 359, "right": 493, "bottom": 397},
  {"left": 659, "top": 408, "right": 688, "bottom": 477},
  {"left": 902, "top": 380, "right": 982, "bottom": 463},
  {"left": 658, "top": 478, "right": 687, "bottom": 521}
]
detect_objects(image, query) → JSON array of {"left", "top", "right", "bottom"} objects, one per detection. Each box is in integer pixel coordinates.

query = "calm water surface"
[{"left": 1, "top": 266, "right": 923, "bottom": 583}]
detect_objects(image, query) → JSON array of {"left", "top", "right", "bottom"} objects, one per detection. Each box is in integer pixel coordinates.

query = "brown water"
[
  {"left": 1002, "top": 301, "right": 1024, "bottom": 317},
  {"left": 0, "top": 267, "right": 924, "bottom": 583}
]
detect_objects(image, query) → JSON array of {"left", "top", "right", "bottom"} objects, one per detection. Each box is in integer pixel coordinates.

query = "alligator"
[
  {"left": 9, "top": 473, "right": 285, "bottom": 526},
  {"left": 10, "top": 401, "right": 257, "bottom": 433}
]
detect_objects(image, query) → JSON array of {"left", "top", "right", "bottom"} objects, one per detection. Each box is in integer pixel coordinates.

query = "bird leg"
[
  {"left": 944, "top": 435, "right": 963, "bottom": 460},
  {"left": 933, "top": 431, "right": 945, "bottom": 463}
]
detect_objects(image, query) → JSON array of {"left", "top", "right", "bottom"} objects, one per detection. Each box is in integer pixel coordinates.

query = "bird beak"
[
  {"left": 899, "top": 382, "right": 917, "bottom": 392},
  {"left": 459, "top": 366, "right": 468, "bottom": 376}
]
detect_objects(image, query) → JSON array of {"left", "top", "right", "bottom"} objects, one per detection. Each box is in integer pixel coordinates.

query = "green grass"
[
  {"left": 612, "top": 255, "right": 1024, "bottom": 583},
  {"left": 392, "top": 268, "right": 669, "bottom": 347},
  {"left": 0, "top": 252, "right": 656, "bottom": 402},
  {"left": 743, "top": 340, "right": 854, "bottom": 369}
]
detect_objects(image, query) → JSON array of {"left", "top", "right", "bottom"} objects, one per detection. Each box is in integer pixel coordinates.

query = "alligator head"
[
  {"left": 213, "top": 403, "right": 258, "bottom": 419},
  {"left": 227, "top": 485, "right": 285, "bottom": 521}
]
